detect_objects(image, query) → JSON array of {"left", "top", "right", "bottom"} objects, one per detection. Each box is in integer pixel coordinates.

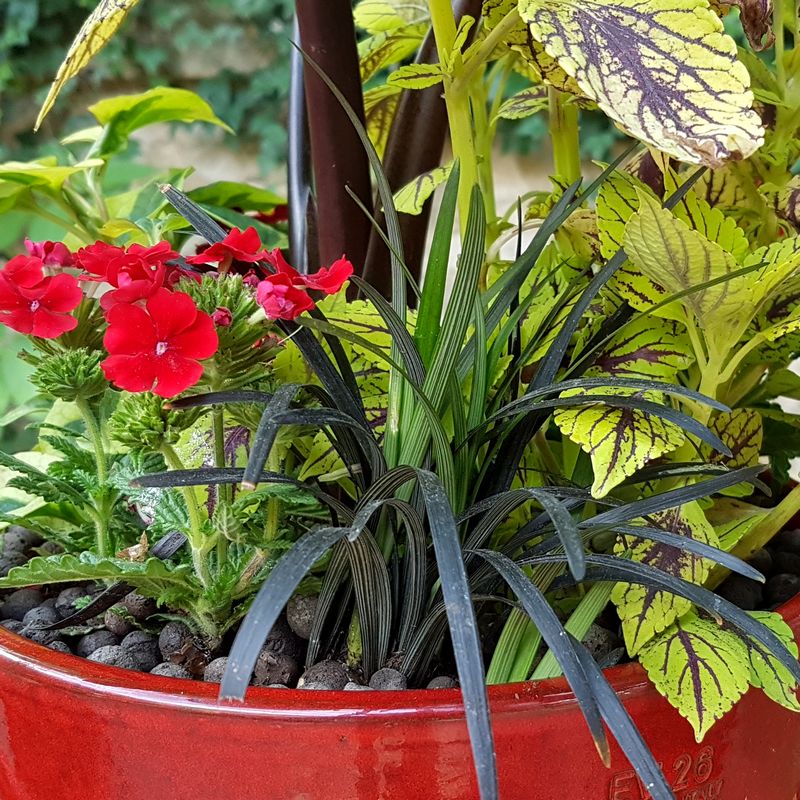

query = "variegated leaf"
[
  {"left": 495, "top": 86, "right": 549, "bottom": 120},
  {"left": 775, "top": 175, "right": 800, "bottom": 230},
  {"left": 517, "top": 0, "right": 765, "bottom": 166},
  {"left": 553, "top": 387, "right": 686, "bottom": 498},
  {"left": 612, "top": 503, "right": 718, "bottom": 654},
  {"left": 393, "top": 162, "right": 453, "bottom": 214},
  {"left": 36, "top": 0, "right": 141, "bottom": 130},
  {"left": 514, "top": 36, "right": 585, "bottom": 98},
  {"left": 387, "top": 62, "right": 444, "bottom": 89},
  {"left": 741, "top": 611, "right": 800, "bottom": 711},
  {"left": 591, "top": 316, "right": 694, "bottom": 379},
  {"left": 701, "top": 409, "right": 762, "bottom": 491},
  {"left": 359, "top": 24, "right": 428, "bottom": 82},
  {"left": 363, "top": 84, "right": 402, "bottom": 158},
  {"left": 353, "top": 0, "right": 428, "bottom": 33},
  {"left": 623, "top": 193, "right": 756, "bottom": 354},
  {"left": 639, "top": 611, "right": 751, "bottom": 741}
]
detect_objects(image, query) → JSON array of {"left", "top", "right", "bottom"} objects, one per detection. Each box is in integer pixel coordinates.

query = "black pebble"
[
  {"left": 22, "top": 606, "right": 60, "bottom": 628},
  {"left": 262, "top": 615, "right": 304, "bottom": 661},
  {"left": 297, "top": 660, "right": 349, "bottom": 690},
  {"left": 0, "top": 588, "right": 44, "bottom": 621},
  {"left": 151, "top": 662, "right": 193, "bottom": 680},
  {"left": 21, "top": 627, "right": 62, "bottom": 646},
  {"left": 717, "top": 574, "right": 764, "bottom": 611},
  {"left": 104, "top": 607, "right": 134, "bottom": 637},
  {"left": 47, "top": 641, "right": 72, "bottom": 654},
  {"left": 87, "top": 645, "right": 138, "bottom": 670},
  {"left": 1, "top": 619, "right": 25, "bottom": 634},
  {"left": 158, "top": 621, "right": 194, "bottom": 662},
  {"left": 55, "top": 587, "right": 89, "bottom": 620},
  {"left": 121, "top": 631, "right": 161, "bottom": 672},
  {"left": 765, "top": 573, "right": 800, "bottom": 607},
  {"left": 253, "top": 651, "right": 300, "bottom": 686},
  {"left": 0, "top": 552, "right": 28, "bottom": 577},
  {"left": 772, "top": 529, "right": 800, "bottom": 555},
  {"left": 286, "top": 595, "right": 318, "bottom": 640},
  {"left": 76, "top": 630, "right": 120, "bottom": 659},
  {"left": 121, "top": 592, "right": 157, "bottom": 621},
  {"left": 203, "top": 657, "right": 228, "bottom": 683},
  {"left": 748, "top": 548, "right": 773, "bottom": 576},
  {"left": 2, "top": 526, "right": 42, "bottom": 553},
  {"left": 772, "top": 551, "right": 800, "bottom": 576}
]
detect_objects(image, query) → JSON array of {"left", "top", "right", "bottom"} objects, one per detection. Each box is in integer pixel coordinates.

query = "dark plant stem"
[
  {"left": 362, "top": 0, "right": 482, "bottom": 297},
  {"left": 295, "top": 0, "right": 373, "bottom": 274},
  {"left": 288, "top": 15, "right": 313, "bottom": 274}
]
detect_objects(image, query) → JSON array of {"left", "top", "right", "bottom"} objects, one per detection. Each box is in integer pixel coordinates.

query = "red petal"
[
  {"left": 147, "top": 289, "right": 199, "bottom": 340},
  {"left": 2, "top": 256, "right": 45, "bottom": 289},
  {"left": 153, "top": 354, "right": 204, "bottom": 398},
  {"left": 30, "top": 308, "right": 79, "bottom": 339},
  {"left": 38, "top": 274, "right": 83, "bottom": 312},
  {"left": 264, "top": 249, "right": 303, "bottom": 284},
  {"left": 0, "top": 308, "right": 34, "bottom": 335},
  {"left": 303, "top": 257, "right": 354, "bottom": 294},
  {"left": 170, "top": 311, "right": 219, "bottom": 360},
  {"left": 0, "top": 277, "right": 25, "bottom": 311},
  {"left": 101, "top": 354, "right": 158, "bottom": 393},
  {"left": 75, "top": 242, "right": 125, "bottom": 278},
  {"left": 104, "top": 303, "right": 157, "bottom": 355}
]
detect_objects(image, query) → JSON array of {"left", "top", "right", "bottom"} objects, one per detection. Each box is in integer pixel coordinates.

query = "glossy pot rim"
[{"left": 2, "top": 592, "right": 798, "bottom": 722}]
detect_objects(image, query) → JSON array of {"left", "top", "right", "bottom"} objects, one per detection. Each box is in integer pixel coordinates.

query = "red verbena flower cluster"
[
  {"left": 24, "top": 238, "right": 73, "bottom": 268},
  {"left": 0, "top": 255, "right": 82, "bottom": 338}
]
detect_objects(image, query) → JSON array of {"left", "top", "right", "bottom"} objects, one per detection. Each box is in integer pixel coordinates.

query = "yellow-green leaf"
[
  {"left": 36, "top": 0, "right": 141, "bottom": 131},
  {"left": 639, "top": 611, "right": 751, "bottom": 741},
  {"left": 700, "top": 409, "right": 762, "bottom": 496},
  {"left": 623, "top": 193, "right": 755, "bottom": 355},
  {"left": 554, "top": 387, "right": 686, "bottom": 498},
  {"left": 744, "top": 611, "right": 800, "bottom": 711},
  {"left": 359, "top": 25, "right": 429, "bottom": 82},
  {"left": 495, "top": 86, "right": 549, "bottom": 120},
  {"left": 612, "top": 503, "right": 717, "bottom": 653},
  {"left": 363, "top": 84, "right": 403, "bottom": 158},
  {"left": 353, "top": 0, "right": 427, "bottom": 33},
  {"left": 518, "top": 0, "right": 764, "bottom": 166},
  {"left": 387, "top": 62, "right": 445, "bottom": 89},
  {"left": 705, "top": 497, "right": 766, "bottom": 551},
  {"left": 0, "top": 158, "right": 105, "bottom": 191},
  {"left": 393, "top": 162, "right": 454, "bottom": 215}
]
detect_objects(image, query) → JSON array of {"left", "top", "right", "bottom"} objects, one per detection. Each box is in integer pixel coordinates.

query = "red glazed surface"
[{"left": 1, "top": 596, "right": 799, "bottom": 800}]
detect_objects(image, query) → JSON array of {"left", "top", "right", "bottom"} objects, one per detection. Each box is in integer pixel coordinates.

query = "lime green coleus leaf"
[
  {"left": 554, "top": 387, "right": 685, "bottom": 497},
  {"left": 518, "top": 0, "right": 764, "bottom": 166},
  {"left": 700, "top": 409, "right": 762, "bottom": 497},
  {"left": 387, "top": 62, "right": 445, "bottom": 89},
  {"left": 36, "top": 0, "right": 141, "bottom": 130},
  {"left": 639, "top": 611, "right": 751, "bottom": 741},
  {"left": 495, "top": 86, "right": 549, "bottom": 120},
  {"left": 0, "top": 158, "right": 105, "bottom": 192},
  {"left": 394, "top": 163, "right": 454, "bottom": 214},
  {"left": 623, "top": 193, "right": 757, "bottom": 355},
  {"left": 359, "top": 24, "right": 429, "bottom": 82},
  {"left": 353, "top": 0, "right": 427, "bottom": 33},
  {"left": 363, "top": 84, "right": 403, "bottom": 159},
  {"left": 743, "top": 611, "right": 800, "bottom": 711},
  {"left": 612, "top": 503, "right": 717, "bottom": 654},
  {"left": 705, "top": 497, "right": 766, "bottom": 551}
]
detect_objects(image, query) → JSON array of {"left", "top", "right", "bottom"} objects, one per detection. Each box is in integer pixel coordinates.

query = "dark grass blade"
[
  {"left": 527, "top": 554, "right": 800, "bottom": 684},
  {"left": 416, "top": 469, "right": 497, "bottom": 800},
  {"left": 242, "top": 384, "right": 302, "bottom": 488},
  {"left": 474, "top": 549, "right": 610, "bottom": 766},
  {"left": 167, "top": 391, "right": 274, "bottom": 408},
  {"left": 161, "top": 184, "right": 228, "bottom": 243},
  {"left": 570, "top": 635, "right": 673, "bottom": 800},
  {"left": 485, "top": 394, "right": 731, "bottom": 456},
  {"left": 221, "top": 525, "right": 355, "bottom": 699},
  {"left": 306, "top": 542, "right": 352, "bottom": 667},
  {"left": 620, "top": 462, "right": 770, "bottom": 495},
  {"left": 526, "top": 524, "right": 764, "bottom": 583},
  {"left": 585, "top": 467, "right": 765, "bottom": 527}
]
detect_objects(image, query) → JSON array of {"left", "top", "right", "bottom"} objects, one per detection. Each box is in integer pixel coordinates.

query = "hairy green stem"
[
  {"left": 161, "top": 443, "right": 211, "bottom": 588},
  {"left": 76, "top": 398, "right": 110, "bottom": 558},
  {"left": 454, "top": 8, "right": 521, "bottom": 91},
  {"left": 212, "top": 405, "right": 229, "bottom": 568}
]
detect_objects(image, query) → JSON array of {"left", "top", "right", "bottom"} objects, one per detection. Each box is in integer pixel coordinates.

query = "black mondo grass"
[{"left": 154, "top": 106, "right": 800, "bottom": 800}]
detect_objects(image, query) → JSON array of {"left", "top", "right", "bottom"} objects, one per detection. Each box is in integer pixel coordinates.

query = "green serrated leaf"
[
  {"left": 495, "top": 86, "right": 549, "bottom": 120},
  {"left": 554, "top": 387, "right": 686, "bottom": 497},
  {"left": 743, "top": 611, "right": 800, "bottom": 711},
  {"left": 359, "top": 24, "right": 429, "bottom": 82},
  {"left": 700, "top": 409, "right": 762, "bottom": 497},
  {"left": 639, "top": 611, "right": 751, "bottom": 741},
  {"left": 363, "top": 84, "right": 403, "bottom": 159},
  {"left": 387, "top": 62, "right": 445, "bottom": 89},
  {"left": 612, "top": 503, "right": 719, "bottom": 654}
]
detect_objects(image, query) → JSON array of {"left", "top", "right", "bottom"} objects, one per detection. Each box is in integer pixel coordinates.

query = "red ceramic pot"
[{"left": 1, "top": 596, "right": 799, "bottom": 800}]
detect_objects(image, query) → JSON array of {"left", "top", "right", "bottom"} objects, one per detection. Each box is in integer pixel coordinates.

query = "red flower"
[
  {"left": 0, "top": 256, "right": 83, "bottom": 338},
  {"left": 76, "top": 241, "right": 179, "bottom": 310},
  {"left": 24, "top": 239, "right": 73, "bottom": 267},
  {"left": 254, "top": 205, "right": 289, "bottom": 225},
  {"left": 186, "top": 227, "right": 269, "bottom": 272},
  {"left": 303, "top": 257, "right": 354, "bottom": 294},
  {"left": 211, "top": 307, "right": 233, "bottom": 327},
  {"left": 264, "top": 249, "right": 354, "bottom": 295},
  {"left": 256, "top": 273, "right": 315, "bottom": 320},
  {"left": 101, "top": 288, "right": 219, "bottom": 398}
]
